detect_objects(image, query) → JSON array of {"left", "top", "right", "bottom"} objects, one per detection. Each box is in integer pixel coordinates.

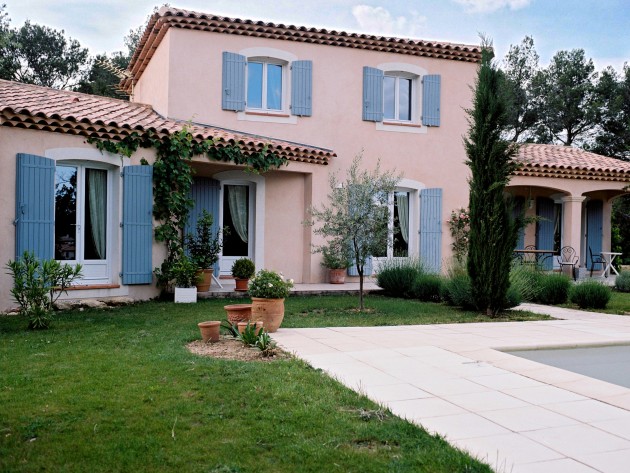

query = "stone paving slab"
[{"left": 272, "top": 304, "right": 630, "bottom": 472}]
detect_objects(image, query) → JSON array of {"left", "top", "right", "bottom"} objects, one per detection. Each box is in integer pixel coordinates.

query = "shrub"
[
  {"left": 6, "top": 251, "right": 82, "bottom": 329},
  {"left": 248, "top": 270, "right": 294, "bottom": 299},
  {"left": 615, "top": 271, "right": 630, "bottom": 293},
  {"left": 570, "top": 281, "right": 611, "bottom": 309},
  {"left": 412, "top": 274, "right": 443, "bottom": 302},
  {"left": 375, "top": 258, "right": 426, "bottom": 298},
  {"left": 442, "top": 273, "right": 475, "bottom": 310},
  {"left": 536, "top": 274, "right": 571, "bottom": 305},
  {"left": 504, "top": 286, "right": 522, "bottom": 309},
  {"left": 510, "top": 264, "right": 543, "bottom": 302},
  {"left": 231, "top": 258, "right": 255, "bottom": 279}
]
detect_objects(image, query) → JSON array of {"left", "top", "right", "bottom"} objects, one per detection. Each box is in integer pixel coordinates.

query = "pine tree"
[{"left": 465, "top": 41, "right": 521, "bottom": 317}]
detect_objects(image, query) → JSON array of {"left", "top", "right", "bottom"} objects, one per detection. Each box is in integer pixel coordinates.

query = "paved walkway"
[{"left": 272, "top": 304, "right": 630, "bottom": 473}]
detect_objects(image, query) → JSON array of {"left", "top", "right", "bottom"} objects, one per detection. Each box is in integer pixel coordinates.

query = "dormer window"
[{"left": 247, "top": 60, "right": 285, "bottom": 111}]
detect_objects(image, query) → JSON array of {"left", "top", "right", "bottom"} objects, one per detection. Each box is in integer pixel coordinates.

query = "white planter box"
[{"left": 174, "top": 287, "right": 197, "bottom": 303}]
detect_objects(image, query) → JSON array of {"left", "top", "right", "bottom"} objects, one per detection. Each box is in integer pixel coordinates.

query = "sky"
[{"left": 3, "top": 0, "right": 629, "bottom": 72}]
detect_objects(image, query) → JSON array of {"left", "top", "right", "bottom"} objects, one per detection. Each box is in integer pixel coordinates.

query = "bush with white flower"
[
  {"left": 448, "top": 207, "right": 470, "bottom": 264},
  {"left": 248, "top": 269, "right": 294, "bottom": 299}
]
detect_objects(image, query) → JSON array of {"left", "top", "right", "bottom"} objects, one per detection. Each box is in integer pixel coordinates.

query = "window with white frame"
[
  {"left": 373, "top": 191, "right": 411, "bottom": 258},
  {"left": 246, "top": 58, "right": 286, "bottom": 112},
  {"left": 383, "top": 73, "right": 415, "bottom": 122}
]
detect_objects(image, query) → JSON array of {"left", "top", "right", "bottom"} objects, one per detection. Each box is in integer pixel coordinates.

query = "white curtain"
[
  {"left": 88, "top": 169, "right": 107, "bottom": 259},
  {"left": 228, "top": 185, "right": 248, "bottom": 243},
  {"left": 396, "top": 192, "right": 409, "bottom": 244}
]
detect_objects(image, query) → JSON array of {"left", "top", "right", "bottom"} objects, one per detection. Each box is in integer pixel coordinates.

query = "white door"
[
  {"left": 220, "top": 183, "right": 254, "bottom": 276},
  {"left": 54, "top": 164, "right": 111, "bottom": 283}
]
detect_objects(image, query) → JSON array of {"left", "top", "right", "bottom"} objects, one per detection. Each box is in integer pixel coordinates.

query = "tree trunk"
[{"left": 358, "top": 267, "right": 364, "bottom": 311}]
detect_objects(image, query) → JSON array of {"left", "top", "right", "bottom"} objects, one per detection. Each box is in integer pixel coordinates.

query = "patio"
[{"left": 272, "top": 304, "right": 630, "bottom": 472}]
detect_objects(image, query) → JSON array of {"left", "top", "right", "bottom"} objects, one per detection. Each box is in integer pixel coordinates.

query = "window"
[
  {"left": 373, "top": 191, "right": 411, "bottom": 258},
  {"left": 247, "top": 59, "right": 285, "bottom": 111},
  {"left": 384, "top": 74, "right": 413, "bottom": 122}
]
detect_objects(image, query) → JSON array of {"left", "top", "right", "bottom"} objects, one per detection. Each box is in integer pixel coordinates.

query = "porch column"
[{"left": 562, "top": 196, "right": 586, "bottom": 266}]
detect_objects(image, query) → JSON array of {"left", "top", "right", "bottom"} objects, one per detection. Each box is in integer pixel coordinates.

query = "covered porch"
[{"left": 508, "top": 144, "right": 630, "bottom": 278}]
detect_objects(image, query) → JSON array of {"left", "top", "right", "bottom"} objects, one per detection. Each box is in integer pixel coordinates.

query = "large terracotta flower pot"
[
  {"left": 250, "top": 297, "right": 285, "bottom": 333},
  {"left": 329, "top": 268, "right": 346, "bottom": 284},
  {"left": 234, "top": 278, "right": 249, "bottom": 292},
  {"left": 198, "top": 321, "right": 220, "bottom": 342},
  {"left": 224, "top": 304, "right": 252, "bottom": 324},
  {"left": 195, "top": 269, "right": 213, "bottom": 292}
]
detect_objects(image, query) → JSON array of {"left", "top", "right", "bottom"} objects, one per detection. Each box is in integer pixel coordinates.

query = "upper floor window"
[
  {"left": 384, "top": 73, "right": 414, "bottom": 122},
  {"left": 247, "top": 59, "right": 285, "bottom": 111}
]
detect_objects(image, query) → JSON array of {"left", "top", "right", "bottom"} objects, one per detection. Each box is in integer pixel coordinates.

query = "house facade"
[{"left": 1, "top": 7, "right": 628, "bottom": 311}]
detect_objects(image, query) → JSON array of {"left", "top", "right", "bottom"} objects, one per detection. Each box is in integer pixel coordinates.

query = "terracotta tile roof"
[
  {"left": 0, "top": 80, "right": 333, "bottom": 165},
  {"left": 514, "top": 143, "right": 630, "bottom": 181},
  {"left": 122, "top": 7, "right": 482, "bottom": 93}
]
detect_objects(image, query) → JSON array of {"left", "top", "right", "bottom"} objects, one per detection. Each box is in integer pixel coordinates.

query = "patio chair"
[
  {"left": 521, "top": 245, "right": 538, "bottom": 265},
  {"left": 557, "top": 246, "right": 578, "bottom": 280},
  {"left": 589, "top": 247, "right": 606, "bottom": 277}
]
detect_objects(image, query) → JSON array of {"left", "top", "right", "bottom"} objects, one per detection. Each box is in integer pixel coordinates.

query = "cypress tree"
[{"left": 465, "top": 41, "right": 521, "bottom": 317}]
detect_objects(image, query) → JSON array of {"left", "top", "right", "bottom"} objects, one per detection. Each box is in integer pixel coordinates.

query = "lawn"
[
  {"left": 562, "top": 290, "right": 630, "bottom": 315},
  {"left": 0, "top": 295, "right": 511, "bottom": 473}
]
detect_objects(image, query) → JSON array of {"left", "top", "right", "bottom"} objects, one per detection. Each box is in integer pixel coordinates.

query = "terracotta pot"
[
  {"left": 329, "top": 268, "right": 346, "bottom": 284},
  {"left": 237, "top": 320, "right": 263, "bottom": 335},
  {"left": 224, "top": 303, "right": 252, "bottom": 324},
  {"left": 198, "top": 321, "right": 220, "bottom": 342},
  {"left": 234, "top": 277, "right": 249, "bottom": 292},
  {"left": 250, "top": 297, "right": 285, "bottom": 333},
  {"left": 195, "top": 268, "right": 213, "bottom": 292}
]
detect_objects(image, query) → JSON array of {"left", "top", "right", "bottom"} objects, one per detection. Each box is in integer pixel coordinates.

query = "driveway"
[{"left": 272, "top": 304, "right": 630, "bottom": 473}]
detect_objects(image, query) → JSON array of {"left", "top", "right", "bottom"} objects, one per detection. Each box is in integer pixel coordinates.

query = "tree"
[
  {"left": 589, "top": 65, "right": 630, "bottom": 160},
  {"left": 531, "top": 49, "right": 600, "bottom": 146},
  {"left": 306, "top": 154, "right": 399, "bottom": 310},
  {"left": 501, "top": 36, "right": 540, "bottom": 142},
  {"left": 2, "top": 20, "right": 89, "bottom": 89},
  {"left": 465, "top": 40, "right": 521, "bottom": 317}
]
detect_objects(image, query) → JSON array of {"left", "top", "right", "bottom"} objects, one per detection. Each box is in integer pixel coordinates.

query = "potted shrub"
[
  {"left": 231, "top": 257, "right": 255, "bottom": 291},
  {"left": 320, "top": 242, "right": 350, "bottom": 284},
  {"left": 248, "top": 269, "right": 294, "bottom": 332},
  {"left": 186, "top": 210, "right": 224, "bottom": 292},
  {"left": 172, "top": 254, "right": 199, "bottom": 303}
]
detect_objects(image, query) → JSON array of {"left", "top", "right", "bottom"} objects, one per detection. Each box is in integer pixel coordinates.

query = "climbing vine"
[{"left": 88, "top": 126, "right": 288, "bottom": 288}]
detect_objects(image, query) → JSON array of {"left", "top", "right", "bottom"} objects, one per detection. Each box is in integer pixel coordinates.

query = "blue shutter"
[
  {"left": 536, "top": 197, "right": 555, "bottom": 270},
  {"left": 419, "top": 188, "right": 443, "bottom": 273},
  {"left": 15, "top": 154, "right": 55, "bottom": 259},
  {"left": 347, "top": 256, "right": 373, "bottom": 277},
  {"left": 422, "top": 75, "right": 441, "bottom": 126},
  {"left": 186, "top": 177, "right": 221, "bottom": 273},
  {"left": 586, "top": 200, "right": 603, "bottom": 267},
  {"left": 222, "top": 52, "right": 246, "bottom": 111},
  {"left": 362, "top": 66, "right": 383, "bottom": 122},
  {"left": 122, "top": 165, "right": 153, "bottom": 285},
  {"left": 291, "top": 60, "right": 312, "bottom": 116}
]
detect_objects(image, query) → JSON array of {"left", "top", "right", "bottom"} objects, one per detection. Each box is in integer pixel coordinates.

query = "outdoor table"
[
  {"left": 513, "top": 249, "right": 557, "bottom": 266},
  {"left": 600, "top": 251, "right": 622, "bottom": 277}
]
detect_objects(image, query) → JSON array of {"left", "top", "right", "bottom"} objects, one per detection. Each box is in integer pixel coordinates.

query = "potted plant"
[
  {"left": 320, "top": 241, "right": 350, "bottom": 284},
  {"left": 186, "top": 210, "right": 224, "bottom": 292},
  {"left": 248, "top": 269, "right": 293, "bottom": 332},
  {"left": 231, "top": 257, "right": 255, "bottom": 291},
  {"left": 172, "top": 254, "right": 199, "bottom": 303}
]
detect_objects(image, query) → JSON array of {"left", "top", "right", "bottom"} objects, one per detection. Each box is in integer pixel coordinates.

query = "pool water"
[{"left": 507, "top": 345, "right": 630, "bottom": 389}]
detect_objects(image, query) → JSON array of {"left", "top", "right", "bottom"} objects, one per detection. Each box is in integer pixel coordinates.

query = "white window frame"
[
  {"left": 383, "top": 72, "right": 416, "bottom": 123},
  {"left": 246, "top": 58, "right": 288, "bottom": 113}
]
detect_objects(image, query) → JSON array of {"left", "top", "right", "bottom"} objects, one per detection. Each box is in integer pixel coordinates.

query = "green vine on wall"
[{"left": 87, "top": 126, "right": 288, "bottom": 287}]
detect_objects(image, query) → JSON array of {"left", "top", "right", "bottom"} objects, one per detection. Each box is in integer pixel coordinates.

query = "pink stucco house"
[{"left": 1, "top": 6, "right": 629, "bottom": 310}]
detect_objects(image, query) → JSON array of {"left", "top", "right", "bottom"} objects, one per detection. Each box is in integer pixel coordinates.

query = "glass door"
[{"left": 220, "top": 184, "right": 253, "bottom": 276}]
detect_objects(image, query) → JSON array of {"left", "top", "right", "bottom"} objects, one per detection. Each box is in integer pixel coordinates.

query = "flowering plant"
[
  {"left": 248, "top": 269, "right": 294, "bottom": 299},
  {"left": 448, "top": 207, "right": 470, "bottom": 264}
]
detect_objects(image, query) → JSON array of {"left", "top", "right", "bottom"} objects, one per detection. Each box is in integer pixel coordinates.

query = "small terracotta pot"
[
  {"left": 329, "top": 268, "right": 346, "bottom": 284},
  {"left": 237, "top": 320, "right": 263, "bottom": 335},
  {"left": 224, "top": 304, "right": 252, "bottom": 324},
  {"left": 234, "top": 278, "right": 249, "bottom": 292},
  {"left": 198, "top": 320, "right": 220, "bottom": 342},
  {"left": 195, "top": 268, "right": 213, "bottom": 292},
  {"left": 250, "top": 297, "right": 285, "bottom": 333}
]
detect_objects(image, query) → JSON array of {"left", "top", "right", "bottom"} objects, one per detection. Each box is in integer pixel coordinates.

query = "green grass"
[
  {"left": 0, "top": 296, "right": 505, "bottom": 473},
  {"left": 562, "top": 290, "right": 630, "bottom": 315}
]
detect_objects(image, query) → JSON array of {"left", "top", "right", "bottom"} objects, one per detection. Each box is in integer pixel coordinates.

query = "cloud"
[
  {"left": 351, "top": 5, "right": 427, "bottom": 38},
  {"left": 453, "top": 0, "right": 531, "bottom": 13}
]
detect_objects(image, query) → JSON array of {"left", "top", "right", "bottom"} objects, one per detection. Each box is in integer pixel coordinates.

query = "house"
[{"left": 1, "top": 6, "right": 628, "bottom": 310}]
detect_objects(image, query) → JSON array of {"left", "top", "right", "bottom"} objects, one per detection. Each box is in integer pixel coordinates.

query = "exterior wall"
[
  {"left": 132, "top": 29, "right": 171, "bottom": 116},
  {"left": 0, "top": 127, "right": 164, "bottom": 311},
  {"left": 140, "top": 28, "right": 478, "bottom": 278}
]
